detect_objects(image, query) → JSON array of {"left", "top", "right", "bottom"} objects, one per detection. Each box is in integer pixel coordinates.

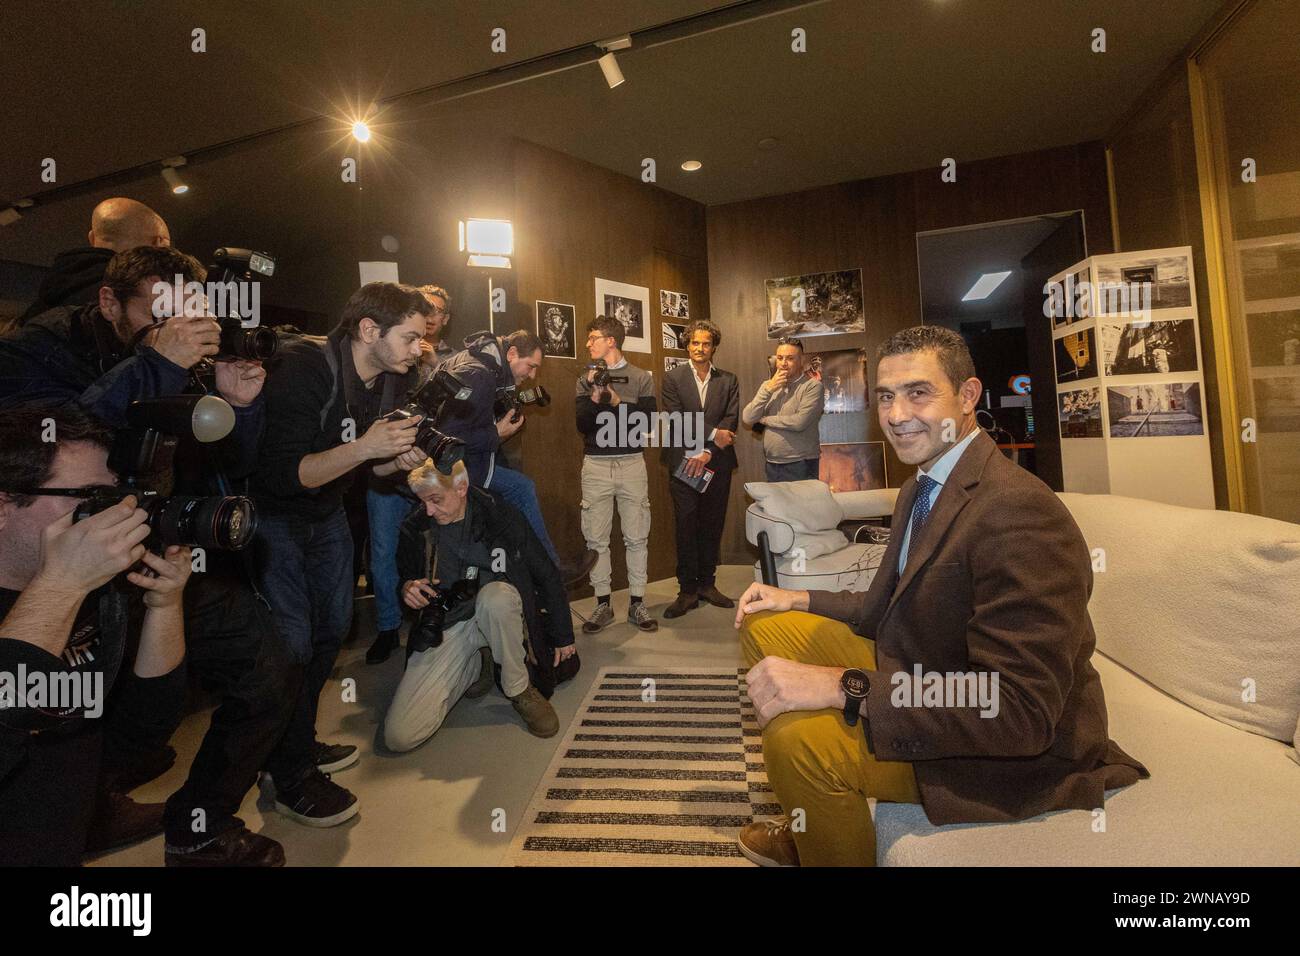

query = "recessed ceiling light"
[
  {"left": 962, "top": 271, "right": 1012, "bottom": 301},
  {"left": 681, "top": 160, "right": 702, "bottom": 172},
  {"left": 352, "top": 121, "right": 372, "bottom": 142}
]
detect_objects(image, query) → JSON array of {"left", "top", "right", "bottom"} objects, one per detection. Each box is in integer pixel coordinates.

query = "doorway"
[{"left": 916, "top": 212, "right": 1087, "bottom": 489}]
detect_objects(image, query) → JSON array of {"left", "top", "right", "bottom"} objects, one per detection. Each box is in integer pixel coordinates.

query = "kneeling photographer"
[
  {"left": 0, "top": 405, "right": 190, "bottom": 866},
  {"left": 0, "top": 244, "right": 297, "bottom": 866},
  {"left": 384, "top": 458, "right": 579, "bottom": 751}
]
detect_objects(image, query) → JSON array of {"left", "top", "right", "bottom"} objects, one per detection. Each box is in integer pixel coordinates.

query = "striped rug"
[{"left": 504, "top": 666, "right": 781, "bottom": 866}]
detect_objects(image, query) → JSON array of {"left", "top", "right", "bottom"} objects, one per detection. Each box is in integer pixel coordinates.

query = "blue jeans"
[
  {"left": 366, "top": 487, "right": 417, "bottom": 632},
  {"left": 765, "top": 458, "right": 821, "bottom": 482},
  {"left": 256, "top": 508, "right": 354, "bottom": 786},
  {"left": 486, "top": 463, "right": 559, "bottom": 564}
]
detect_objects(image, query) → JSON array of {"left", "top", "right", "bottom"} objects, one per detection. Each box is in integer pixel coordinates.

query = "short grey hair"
[{"left": 407, "top": 457, "right": 469, "bottom": 494}]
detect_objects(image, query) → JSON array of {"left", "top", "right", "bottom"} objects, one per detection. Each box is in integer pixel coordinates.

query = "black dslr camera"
[
  {"left": 493, "top": 383, "right": 550, "bottom": 422},
  {"left": 206, "top": 247, "right": 279, "bottom": 362},
  {"left": 408, "top": 569, "right": 481, "bottom": 653},
  {"left": 583, "top": 359, "right": 629, "bottom": 390},
  {"left": 80, "top": 395, "right": 259, "bottom": 555},
  {"left": 383, "top": 369, "right": 473, "bottom": 474}
]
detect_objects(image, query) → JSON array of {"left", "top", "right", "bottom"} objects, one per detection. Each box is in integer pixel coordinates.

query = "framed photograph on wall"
[
  {"left": 664, "top": 356, "right": 690, "bottom": 372},
  {"left": 1099, "top": 318, "right": 1199, "bottom": 376},
  {"left": 595, "top": 277, "right": 650, "bottom": 353},
  {"left": 1057, "top": 386, "right": 1103, "bottom": 439},
  {"left": 809, "top": 347, "right": 869, "bottom": 444},
  {"left": 662, "top": 321, "right": 688, "bottom": 351},
  {"left": 1054, "top": 327, "right": 1098, "bottom": 383},
  {"left": 819, "top": 442, "right": 887, "bottom": 492},
  {"left": 1107, "top": 382, "right": 1204, "bottom": 437},
  {"left": 660, "top": 290, "right": 689, "bottom": 319},
  {"left": 766, "top": 268, "right": 865, "bottom": 339},
  {"left": 535, "top": 300, "right": 576, "bottom": 359}
]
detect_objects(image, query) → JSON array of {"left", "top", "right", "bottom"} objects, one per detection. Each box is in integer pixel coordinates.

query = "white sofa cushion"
[
  {"left": 1058, "top": 492, "right": 1300, "bottom": 743},
  {"left": 875, "top": 653, "right": 1300, "bottom": 865},
  {"left": 745, "top": 480, "right": 843, "bottom": 534},
  {"left": 791, "top": 529, "right": 850, "bottom": 560}
]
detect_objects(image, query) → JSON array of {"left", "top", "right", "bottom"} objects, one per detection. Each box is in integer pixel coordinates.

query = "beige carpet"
[{"left": 505, "top": 666, "right": 782, "bottom": 866}]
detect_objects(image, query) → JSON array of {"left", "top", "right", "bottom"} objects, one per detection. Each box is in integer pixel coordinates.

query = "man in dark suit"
[
  {"left": 731, "top": 326, "right": 1147, "bottom": 866},
  {"left": 661, "top": 320, "right": 740, "bottom": 618}
]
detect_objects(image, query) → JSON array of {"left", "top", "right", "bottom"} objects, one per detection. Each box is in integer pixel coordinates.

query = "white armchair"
[{"left": 744, "top": 480, "right": 899, "bottom": 593}]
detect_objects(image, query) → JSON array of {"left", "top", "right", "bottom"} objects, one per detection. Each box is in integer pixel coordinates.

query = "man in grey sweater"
[{"left": 742, "top": 337, "right": 825, "bottom": 481}]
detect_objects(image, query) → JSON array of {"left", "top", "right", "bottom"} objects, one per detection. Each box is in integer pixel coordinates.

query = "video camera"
[
  {"left": 383, "top": 368, "right": 473, "bottom": 474},
  {"left": 206, "top": 247, "right": 279, "bottom": 362},
  {"left": 583, "top": 359, "right": 628, "bottom": 390},
  {"left": 408, "top": 569, "right": 481, "bottom": 653}
]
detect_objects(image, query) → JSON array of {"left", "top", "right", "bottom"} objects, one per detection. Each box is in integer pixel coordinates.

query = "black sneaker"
[
  {"left": 365, "top": 628, "right": 401, "bottom": 665},
  {"left": 274, "top": 770, "right": 359, "bottom": 828},
  {"left": 315, "top": 741, "right": 359, "bottom": 773}
]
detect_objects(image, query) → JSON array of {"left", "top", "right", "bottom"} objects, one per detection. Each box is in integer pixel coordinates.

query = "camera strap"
[{"left": 96, "top": 589, "right": 129, "bottom": 694}]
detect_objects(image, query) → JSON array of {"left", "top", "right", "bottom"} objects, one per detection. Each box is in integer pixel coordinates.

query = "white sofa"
[
  {"left": 744, "top": 480, "right": 898, "bottom": 592},
  {"left": 874, "top": 492, "right": 1300, "bottom": 866}
]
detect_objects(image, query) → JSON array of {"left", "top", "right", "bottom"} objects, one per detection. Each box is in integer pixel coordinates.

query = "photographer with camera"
[
  {"left": 0, "top": 405, "right": 191, "bottom": 866},
  {"left": 384, "top": 458, "right": 578, "bottom": 750},
  {"left": 253, "top": 281, "right": 432, "bottom": 826},
  {"left": 575, "top": 316, "right": 659, "bottom": 633},
  {"left": 0, "top": 246, "right": 301, "bottom": 866},
  {"left": 363, "top": 283, "right": 457, "bottom": 665},
  {"left": 438, "top": 329, "right": 596, "bottom": 584}
]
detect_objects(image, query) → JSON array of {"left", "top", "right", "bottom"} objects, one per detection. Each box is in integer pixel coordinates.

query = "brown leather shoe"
[
  {"left": 697, "top": 584, "right": 735, "bottom": 609},
  {"left": 510, "top": 685, "right": 560, "bottom": 737},
  {"left": 83, "top": 790, "right": 165, "bottom": 855},
  {"left": 166, "top": 827, "right": 285, "bottom": 867},
  {"left": 662, "top": 592, "right": 699, "bottom": 619},
  {"left": 738, "top": 817, "right": 800, "bottom": 867}
]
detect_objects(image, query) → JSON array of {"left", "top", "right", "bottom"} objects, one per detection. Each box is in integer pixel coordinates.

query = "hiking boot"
[
  {"left": 274, "top": 770, "right": 359, "bottom": 828},
  {"left": 464, "top": 646, "right": 495, "bottom": 699},
  {"left": 365, "top": 628, "right": 401, "bottom": 665},
  {"left": 738, "top": 816, "right": 800, "bottom": 867},
  {"left": 628, "top": 602, "right": 658, "bottom": 632},
  {"left": 663, "top": 592, "right": 699, "bottom": 619},
  {"left": 166, "top": 827, "right": 285, "bottom": 867},
  {"left": 509, "top": 685, "right": 560, "bottom": 738},
  {"left": 582, "top": 601, "right": 615, "bottom": 634},
  {"left": 314, "top": 741, "right": 359, "bottom": 773},
  {"left": 697, "top": 584, "right": 735, "bottom": 609}
]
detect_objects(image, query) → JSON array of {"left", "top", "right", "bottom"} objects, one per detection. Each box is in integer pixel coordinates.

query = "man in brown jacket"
[{"left": 733, "top": 326, "right": 1147, "bottom": 866}]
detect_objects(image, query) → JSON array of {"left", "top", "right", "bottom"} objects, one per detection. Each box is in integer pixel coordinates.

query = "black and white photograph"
[
  {"left": 664, "top": 355, "right": 690, "bottom": 373},
  {"left": 1245, "top": 309, "right": 1300, "bottom": 368},
  {"left": 766, "top": 268, "right": 865, "bottom": 339},
  {"left": 819, "top": 442, "right": 887, "bottom": 492},
  {"left": 1073, "top": 264, "right": 1092, "bottom": 319},
  {"left": 1099, "top": 319, "right": 1199, "bottom": 376},
  {"left": 1095, "top": 252, "right": 1193, "bottom": 314},
  {"left": 1058, "top": 386, "right": 1103, "bottom": 439},
  {"left": 535, "top": 299, "right": 576, "bottom": 359},
  {"left": 660, "top": 289, "right": 689, "bottom": 318},
  {"left": 661, "top": 321, "right": 688, "bottom": 351},
  {"left": 1107, "top": 383, "right": 1204, "bottom": 437},
  {"left": 810, "top": 348, "right": 869, "bottom": 444},
  {"left": 594, "top": 277, "right": 650, "bottom": 353},
  {"left": 1054, "top": 327, "right": 1098, "bottom": 383}
]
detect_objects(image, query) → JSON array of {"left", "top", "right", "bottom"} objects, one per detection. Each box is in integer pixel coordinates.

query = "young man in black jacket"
[
  {"left": 253, "top": 282, "right": 431, "bottom": 826},
  {"left": 385, "top": 458, "right": 578, "bottom": 750},
  {"left": 0, "top": 405, "right": 192, "bottom": 866},
  {"left": 660, "top": 320, "right": 741, "bottom": 618},
  {"left": 0, "top": 246, "right": 293, "bottom": 867}
]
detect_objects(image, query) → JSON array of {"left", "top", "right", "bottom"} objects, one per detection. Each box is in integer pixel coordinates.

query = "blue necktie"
[{"left": 905, "top": 474, "right": 939, "bottom": 567}]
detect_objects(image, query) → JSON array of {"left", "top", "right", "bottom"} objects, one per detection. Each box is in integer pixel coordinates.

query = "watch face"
[{"left": 842, "top": 670, "right": 868, "bottom": 698}]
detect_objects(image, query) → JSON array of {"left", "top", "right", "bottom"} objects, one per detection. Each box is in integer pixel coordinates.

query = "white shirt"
[
  {"left": 897, "top": 428, "right": 980, "bottom": 575},
  {"left": 689, "top": 362, "right": 718, "bottom": 457}
]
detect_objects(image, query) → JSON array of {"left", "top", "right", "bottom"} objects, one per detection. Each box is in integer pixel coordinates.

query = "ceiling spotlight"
[
  {"left": 161, "top": 156, "right": 189, "bottom": 195},
  {"left": 681, "top": 160, "right": 702, "bottom": 172},
  {"left": 595, "top": 35, "right": 631, "bottom": 89},
  {"left": 962, "top": 271, "right": 1012, "bottom": 301},
  {"left": 352, "top": 121, "right": 372, "bottom": 142}
]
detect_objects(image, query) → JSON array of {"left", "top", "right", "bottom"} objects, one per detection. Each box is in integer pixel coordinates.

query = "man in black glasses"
[{"left": 0, "top": 405, "right": 192, "bottom": 866}]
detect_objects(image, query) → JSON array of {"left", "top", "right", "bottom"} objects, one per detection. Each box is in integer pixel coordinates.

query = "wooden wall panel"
[{"left": 706, "top": 141, "right": 1114, "bottom": 564}]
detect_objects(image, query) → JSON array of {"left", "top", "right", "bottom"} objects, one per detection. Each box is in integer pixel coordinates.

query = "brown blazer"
[{"left": 810, "top": 430, "right": 1148, "bottom": 825}]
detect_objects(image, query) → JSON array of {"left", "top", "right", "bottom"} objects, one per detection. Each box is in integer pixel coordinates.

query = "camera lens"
[
  {"left": 219, "top": 320, "right": 278, "bottom": 361},
  {"left": 144, "top": 495, "right": 258, "bottom": 551}
]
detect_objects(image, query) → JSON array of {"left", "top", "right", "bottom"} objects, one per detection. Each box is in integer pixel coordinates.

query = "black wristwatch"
[{"left": 840, "top": 668, "right": 870, "bottom": 727}]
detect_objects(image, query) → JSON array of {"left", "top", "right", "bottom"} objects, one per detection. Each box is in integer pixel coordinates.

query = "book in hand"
[{"left": 673, "top": 456, "right": 715, "bottom": 493}]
